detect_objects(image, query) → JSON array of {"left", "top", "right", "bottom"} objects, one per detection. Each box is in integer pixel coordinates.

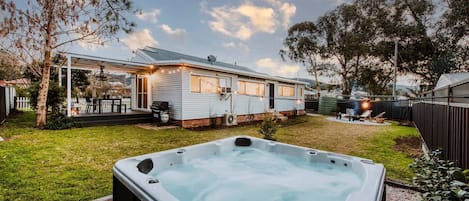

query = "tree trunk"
[
  {"left": 313, "top": 70, "right": 320, "bottom": 98},
  {"left": 35, "top": 57, "right": 51, "bottom": 128},
  {"left": 36, "top": 1, "right": 55, "bottom": 128}
]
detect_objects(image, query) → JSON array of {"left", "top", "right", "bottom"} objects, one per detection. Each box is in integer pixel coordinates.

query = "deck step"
[{"left": 73, "top": 113, "right": 153, "bottom": 127}]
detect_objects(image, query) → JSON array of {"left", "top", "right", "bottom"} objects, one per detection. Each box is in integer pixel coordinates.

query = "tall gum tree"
[
  {"left": 280, "top": 21, "right": 323, "bottom": 93},
  {"left": 0, "top": 0, "right": 135, "bottom": 128}
]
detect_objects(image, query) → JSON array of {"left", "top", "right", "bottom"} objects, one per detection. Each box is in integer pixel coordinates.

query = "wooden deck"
[{"left": 73, "top": 111, "right": 153, "bottom": 127}]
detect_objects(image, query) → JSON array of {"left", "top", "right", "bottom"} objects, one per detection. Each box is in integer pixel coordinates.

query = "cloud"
[
  {"left": 77, "top": 40, "right": 106, "bottom": 51},
  {"left": 160, "top": 24, "right": 186, "bottom": 40},
  {"left": 264, "top": 0, "right": 296, "bottom": 29},
  {"left": 236, "top": 4, "right": 276, "bottom": 33},
  {"left": 256, "top": 58, "right": 277, "bottom": 69},
  {"left": 256, "top": 57, "right": 300, "bottom": 76},
  {"left": 136, "top": 9, "right": 160, "bottom": 24},
  {"left": 122, "top": 29, "right": 158, "bottom": 51},
  {"left": 222, "top": 42, "right": 250, "bottom": 52},
  {"left": 279, "top": 2, "right": 296, "bottom": 28},
  {"left": 277, "top": 64, "right": 300, "bottom": 75},
  {"left": 204, "top": 2, "right": 277, "bottom": 40}
]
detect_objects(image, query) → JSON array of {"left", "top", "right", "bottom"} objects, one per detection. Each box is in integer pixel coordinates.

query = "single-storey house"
[{"left": 59, "top": 47, "right": 307, "bottom": 127}]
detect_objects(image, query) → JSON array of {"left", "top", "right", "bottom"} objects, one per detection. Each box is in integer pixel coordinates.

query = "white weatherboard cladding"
[
  {"left": 151, "top": 66, "right": 183, "bottom": 120},
  {"left": 233, "top": 95, "right": 268, "bottom": 115},
  {"left": 178, "top": 67, "right": 305, "bottom": 120},
  {"left": 275, "top": 99, "right": 304, "bottom": 111},
  {"left": 181, "top": 68, "right": 232, "bottom": 119}
]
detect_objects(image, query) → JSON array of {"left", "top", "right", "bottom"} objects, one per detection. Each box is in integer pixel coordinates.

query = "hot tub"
[{"left": 113, "top": 136, "right": 386, "bottom": 201}]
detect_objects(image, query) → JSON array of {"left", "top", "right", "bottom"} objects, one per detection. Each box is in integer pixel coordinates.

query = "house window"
[
  {"left": 278, "top": 85, "right": 295, "bottom": 97},
  {"left": 191, "top": 75, "right": 219, "bottom": 93},
  {"left": 299, "top": 87, "right": 303, "bottom": 97},
  {"left": 237, "top": 81, "right": 265, "bottom": 96}
]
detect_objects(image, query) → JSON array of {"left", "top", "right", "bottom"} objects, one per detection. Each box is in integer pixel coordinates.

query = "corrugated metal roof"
[
  {"left": 140, "top": 47, "right": 262, "bottom": 74},
  {"left": 435, "top": 73, "right": 469, "bottom": 89}
]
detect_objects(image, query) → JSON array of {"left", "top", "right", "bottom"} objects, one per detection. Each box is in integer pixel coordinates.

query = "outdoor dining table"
[{"left": 94, "top": 98, "right": 122, "bottom": 114}]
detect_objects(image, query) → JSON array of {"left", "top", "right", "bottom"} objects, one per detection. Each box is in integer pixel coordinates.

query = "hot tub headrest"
[
  {"left": 235, "top": 137, "right": 252, "bottom": 146},
  {"left": 137, "top": 158, "right": 154, "bottom": 174}
]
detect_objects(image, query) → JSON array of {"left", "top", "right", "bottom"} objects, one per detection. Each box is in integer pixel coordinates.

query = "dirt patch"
[
  {"left": 398, "top": 121, "right": 414, "bottom": 127},
  {"left": 135, "top": 123, "right": 178, "bottom": 130},
  {"left": 393, "top": 136, "right": 423, "bottom": 158}
]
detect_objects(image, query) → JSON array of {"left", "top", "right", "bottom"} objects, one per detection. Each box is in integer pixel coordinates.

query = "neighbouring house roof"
[
  {"left": 435, "top": 73, "right": 469, "bottom": 89},
  {"left": 5, "top": 78, "right": 31, "bottom": 86},
  {"left": 137, "top": 47, "right": 308, "bottom": 85}
]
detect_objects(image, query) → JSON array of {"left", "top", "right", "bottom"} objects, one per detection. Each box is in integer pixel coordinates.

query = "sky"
[{"left": 58, "top": 0, "right": 415, "bottom": 86}]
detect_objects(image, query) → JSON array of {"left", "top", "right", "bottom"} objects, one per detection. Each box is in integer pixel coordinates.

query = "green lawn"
[{"left": 0, "top": 112, "right": 419, "bottom": 200}]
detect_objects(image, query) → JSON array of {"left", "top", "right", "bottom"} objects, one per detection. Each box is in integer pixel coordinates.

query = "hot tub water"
[{"left": 153, "top": 147, "right": 363, "bottom": 201}]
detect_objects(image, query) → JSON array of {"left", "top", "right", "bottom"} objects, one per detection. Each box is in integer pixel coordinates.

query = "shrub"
[
  {"left": 410, "top": 149, "right": 469, "bottom": 200},
  {"left": 15, "top": 86, "right": 29, "bottom": 97},
  {"left": 28, "top": 81, "right": 65, "bottom": 114},
  {"left": 44, "top": 113, "right": 74, "bottom": 130},
  {"left": 259, "top": 114, "right": 277, "bottom": 141}
]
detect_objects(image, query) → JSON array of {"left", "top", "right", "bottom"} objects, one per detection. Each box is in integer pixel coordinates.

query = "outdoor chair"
[
  {"left": 373, "top": 112, "right": 386, "bottom": 123},
  {"left": 342, "top": 108, "right": 357, "bottom": 121},
  {"left": 85, "top": 97, "right": 97, "bottom": 113},
  {"left": 359, "top": 110, "right": 373, "bottom": 121}
]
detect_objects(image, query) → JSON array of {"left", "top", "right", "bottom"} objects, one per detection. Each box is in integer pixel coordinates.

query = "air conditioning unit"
[{"left": 224, "top": 113, "right": 237, "bottom": 126}]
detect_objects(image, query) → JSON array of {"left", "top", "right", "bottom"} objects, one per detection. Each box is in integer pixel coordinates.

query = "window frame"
[
  {"left": 278, "top": 85, "right": 296, "bottom": 97},
  {"left": 190, "top": 74, "right": 220, "bottom": 94},
  {"left": 237, "top": 79, "right": 265, "bottom": 97}
]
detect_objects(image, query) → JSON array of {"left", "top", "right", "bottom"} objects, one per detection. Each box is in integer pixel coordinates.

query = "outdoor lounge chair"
[
  {"left": 359, "top": 110, "right": 373, "bottom": 121},
  {"left": 373, "top": 112, "right": 386, "bottom": 123}
]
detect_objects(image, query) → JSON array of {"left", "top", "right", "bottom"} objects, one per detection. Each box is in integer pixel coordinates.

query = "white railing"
[{"left": 15, "top": 96, "right": 31, "bottom": 110}]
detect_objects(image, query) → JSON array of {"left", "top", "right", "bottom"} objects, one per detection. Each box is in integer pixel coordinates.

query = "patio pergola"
[{"left": 58, "top": 52, "right": 153, "bottom": 117}]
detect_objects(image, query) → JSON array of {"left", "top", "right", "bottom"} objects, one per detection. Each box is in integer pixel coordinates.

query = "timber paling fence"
[{"left": 15, "top": 97, "right": 31, "bottom": 110}]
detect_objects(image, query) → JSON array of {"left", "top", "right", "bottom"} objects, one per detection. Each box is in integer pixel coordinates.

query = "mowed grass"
[{"left": 0, "top": 112, "right": 419, "bottom": 200}]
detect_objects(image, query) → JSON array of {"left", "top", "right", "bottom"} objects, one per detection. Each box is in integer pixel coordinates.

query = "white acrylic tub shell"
[{"left": 113, "top": 136, "right": 386, "bottom": 201}]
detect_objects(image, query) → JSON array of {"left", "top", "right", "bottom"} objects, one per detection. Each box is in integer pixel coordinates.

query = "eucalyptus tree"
[
  {"left": 314, "top": 3, "right": 376, "bottom": 96},
  {"left": 280, "top": 21, "right": 323, "bottom": 92},
  {"left": 0, "top": 0, "right": 136, "bottom": 128},
  {"left": 370, "top": 0, "right": 461, "bottom": 87}
]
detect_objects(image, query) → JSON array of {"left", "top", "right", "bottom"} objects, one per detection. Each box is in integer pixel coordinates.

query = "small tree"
[
  {"left": 29, "top": 81, "right": 65, "bottom": 115},
  {"left": 259, "top": 114, "right": 278, "bottom": 141},
  {"left": 0, "top": 0, "right": 136, "bottom": 128}
]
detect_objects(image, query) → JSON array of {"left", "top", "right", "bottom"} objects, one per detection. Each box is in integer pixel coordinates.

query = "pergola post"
[
  {"left": 67, "top": 54, "right": 72, "bottom": 117},
  {"left": 58, "top": 66, "right": 62, "bottom": 87}
]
